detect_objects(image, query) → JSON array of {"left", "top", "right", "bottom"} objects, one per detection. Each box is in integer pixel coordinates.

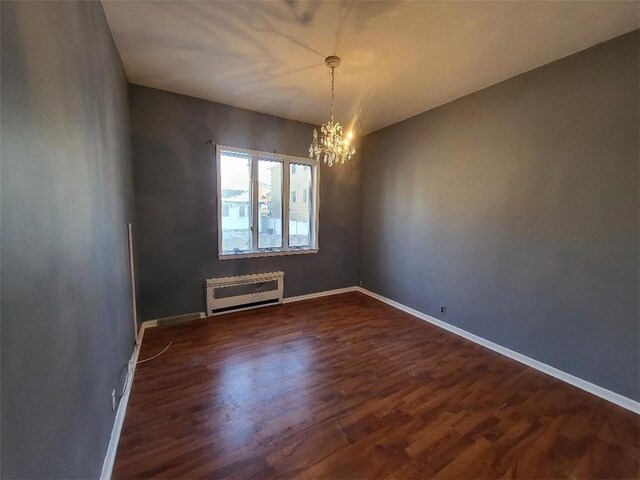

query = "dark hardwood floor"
[{"left": 113, "top": 292, "right": 639, "bottom": 479}]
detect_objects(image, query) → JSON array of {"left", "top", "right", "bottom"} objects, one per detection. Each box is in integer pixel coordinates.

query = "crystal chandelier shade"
[{"left": 309, "top": 56, "right": 356, "bottom": 166}]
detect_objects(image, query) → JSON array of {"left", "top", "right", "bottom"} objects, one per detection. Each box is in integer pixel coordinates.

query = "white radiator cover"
[{"left": 205, "top": 271, "right": 284, "bottom": 316}]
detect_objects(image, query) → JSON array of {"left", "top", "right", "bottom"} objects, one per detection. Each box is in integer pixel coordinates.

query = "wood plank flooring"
[{"left": 113, "top": 292, "right": 639, "bottom": 479}]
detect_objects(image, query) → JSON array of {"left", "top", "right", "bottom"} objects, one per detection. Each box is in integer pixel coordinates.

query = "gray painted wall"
[
  {"left": 129, "top": 85, "right": 361, "bottom": 321},
  {"left": 361, "top": 31, "right": 639, "bottom": 401},
  {"left": 1, "top": 2, "right": 135, "bottom": 477}
]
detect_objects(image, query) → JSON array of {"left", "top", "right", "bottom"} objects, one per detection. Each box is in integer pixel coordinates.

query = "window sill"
[{"left": 219, "top": 248, "right": 318, "bottom": 260}]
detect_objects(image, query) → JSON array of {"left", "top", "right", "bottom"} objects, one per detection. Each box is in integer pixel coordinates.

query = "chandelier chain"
[{"left": 330, "top": 67, "right": 335, "bottom": 123}]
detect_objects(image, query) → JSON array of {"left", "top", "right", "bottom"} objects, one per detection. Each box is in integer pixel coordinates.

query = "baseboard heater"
[{"left": 205, "top": 271, "right": 284, "bottom": 316}]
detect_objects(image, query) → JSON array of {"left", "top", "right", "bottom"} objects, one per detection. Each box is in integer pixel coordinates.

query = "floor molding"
[
  {"left": 100, "top": 320, "right": 157, "bottom": 479},
  {"left": 151, "top": 312, "right": 205, "bottom": 325},
  {"left": 355, "top": 287, "right": 639, "bottom": 414},
  {"left": 282, "top": 286, "right": 359, "bottom": 304}
]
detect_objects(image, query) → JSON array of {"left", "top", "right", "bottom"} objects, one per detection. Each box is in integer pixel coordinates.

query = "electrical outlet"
[
  {"left": 111, "top": 389, "right": 116, "bottom": 412},
  {"left": 440, "top": 305, "right": 447, "bottom": 315}
]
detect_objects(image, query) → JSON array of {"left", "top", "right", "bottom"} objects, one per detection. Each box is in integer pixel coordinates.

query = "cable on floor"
[{"left": 137, "top": 341, "right": 172, "bottom": 364}]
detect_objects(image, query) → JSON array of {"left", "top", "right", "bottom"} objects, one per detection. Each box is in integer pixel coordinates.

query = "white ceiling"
[{"left": 102, "top": 1, "right": 639, "bottom": 134}]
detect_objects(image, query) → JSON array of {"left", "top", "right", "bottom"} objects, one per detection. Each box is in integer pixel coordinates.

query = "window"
[
  {"left": 289, "top": 164, "right": 312, "bottom": 247},
  {"left": 217, "top": 145, "right": 318, "bottom": 258},
  {"left": 258, "top": 159, "right": 282, "bottom": 249},
  {"left": 219, "top": 152, "right": 251, "bottom": 253}
]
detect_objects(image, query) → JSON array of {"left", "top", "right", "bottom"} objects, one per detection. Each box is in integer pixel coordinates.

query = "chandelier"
[{"left": 309, "top": 56, "right": 355, "bottom": 166}]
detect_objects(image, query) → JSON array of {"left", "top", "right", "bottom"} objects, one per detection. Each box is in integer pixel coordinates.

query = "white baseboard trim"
[
  {"left": 100, "top": 320, "right": 157, "bottom": 479},
  {"left": 151, "top": 312, "right": 205, "bottom": 324},
  {"left": 282, "top": 286, "right": 359, "bottom": 304},
  {"left": 355, "top": 287, "right": 639, "bottom": 414}
]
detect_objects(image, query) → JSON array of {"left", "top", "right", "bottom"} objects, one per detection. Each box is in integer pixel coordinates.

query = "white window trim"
[{"left": 216, "top": 144, "right": 320, "bottom": 260}]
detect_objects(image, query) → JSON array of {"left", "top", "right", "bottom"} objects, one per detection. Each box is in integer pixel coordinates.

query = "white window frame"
[{"left": 216, "top": 144, "right": 319, "bottom": 260}]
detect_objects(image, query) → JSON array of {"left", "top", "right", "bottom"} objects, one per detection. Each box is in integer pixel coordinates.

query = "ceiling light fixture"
[{"left": 309, "top": 56, "right": 355, "bottom": 166}]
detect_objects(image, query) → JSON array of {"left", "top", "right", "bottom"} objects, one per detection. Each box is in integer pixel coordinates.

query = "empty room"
[{"left": 1, "top": 1, "right": 639, "bottom": 479}]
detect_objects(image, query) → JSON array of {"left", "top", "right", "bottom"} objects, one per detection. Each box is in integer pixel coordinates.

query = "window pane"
[
  {"left": 220, "top": 152, "right": 251, "bottom": 253},
  {"left": 258, "top": 159, "right": 282, "bottom": 249},
  {"left": 289, "top": 163, "right": 312, "bottom": 247}
]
